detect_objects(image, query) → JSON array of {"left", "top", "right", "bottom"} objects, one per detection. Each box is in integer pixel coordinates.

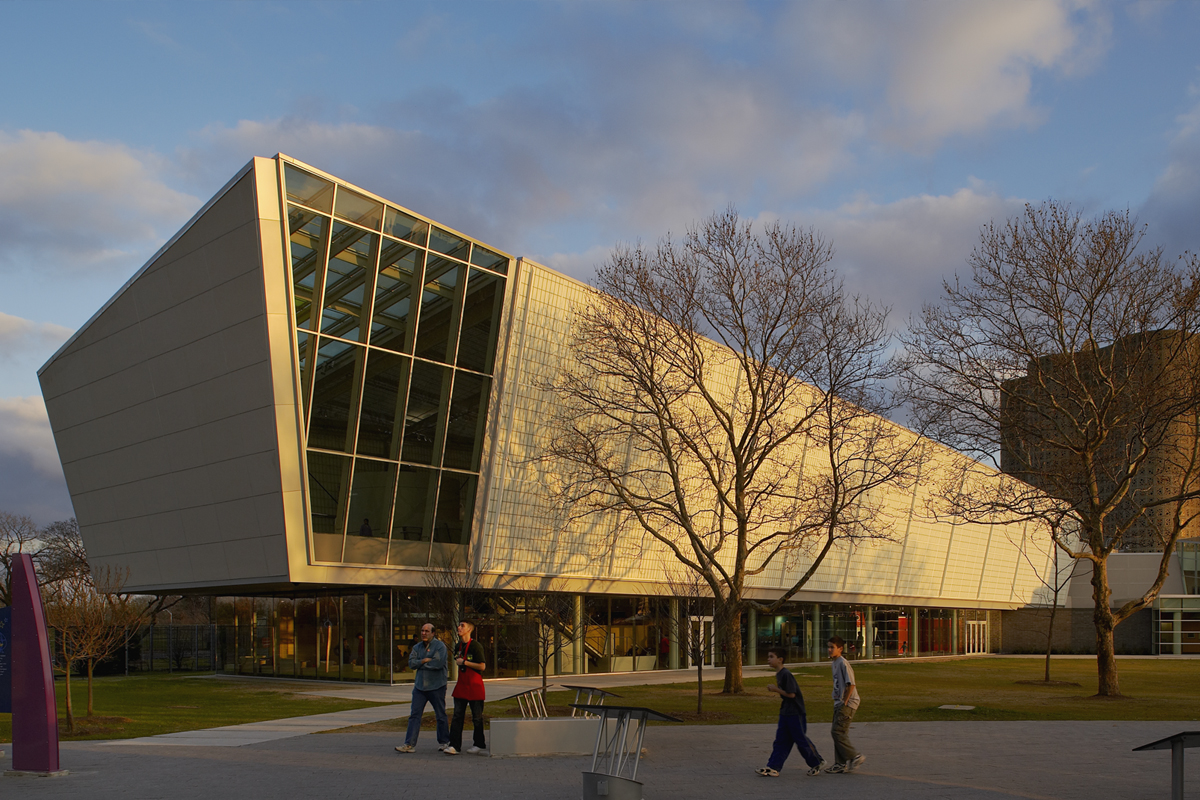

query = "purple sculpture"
[{"left": 10, "top": 552, "right": 61, "bottom": 774}]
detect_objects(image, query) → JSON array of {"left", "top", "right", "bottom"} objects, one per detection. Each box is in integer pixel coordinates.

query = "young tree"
[
  {"left": 901, "top": 201, "right": 1200, "bottom": 697},
  {"left": 44, "top": 565, "right": 145, "bottom": 730},
  {"left": 516, "top": 586, "right": 593, "bottom": 696},
  {"left": 667, "top": 570, "right": 720, "bottom": 713},
  {"left": 547, "top": 209, "right": 922, "bottom": 693}
]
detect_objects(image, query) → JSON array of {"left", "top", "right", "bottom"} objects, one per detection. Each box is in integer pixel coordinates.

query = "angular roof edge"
[{"left": 37, "top": 157, "right": 261, "bottom": 376}]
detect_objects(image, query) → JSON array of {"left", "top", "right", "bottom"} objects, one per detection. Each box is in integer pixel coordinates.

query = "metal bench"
[
  {"left": 1133, "top": 731, "right": 1200, "bottom": 800},
  {"left": 507, "top": 685, "right": 551, "bottom": 719},
  {"left": 561, "top": 685, "right": 621, "bottom": 718},
  {"left": 572, "top": 704, "right": 680, "bottom": 800}
]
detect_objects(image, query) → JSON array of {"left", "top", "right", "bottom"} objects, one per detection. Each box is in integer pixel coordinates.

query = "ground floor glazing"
[{"left": 207, "top": 590, "right": 1000, "bottom": 683}]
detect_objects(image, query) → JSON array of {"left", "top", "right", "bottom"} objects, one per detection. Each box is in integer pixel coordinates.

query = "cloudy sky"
[{"left": 2, "top": 0, "right": 1198, "bottom": 525}]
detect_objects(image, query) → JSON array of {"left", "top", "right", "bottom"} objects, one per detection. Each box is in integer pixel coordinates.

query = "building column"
[
  {"left": 865, "top": 606, "right": 875, "bottom": 660},
  {"left": 747, "top": 607, "right": 757, "bottom": 666},
  {"left": 1175, "top": 610, "right": 1183, "bottom": 656},
  {"left": 951, "top": 609, "right": 959, "bottom": 655},
  {"left": 668, "top": 598, "right": 680, "bottom": 670},
  {"left": 574, "top": 594, "right": 585, "bottom": 674},
  {"left": 911, "top": 607, "right": 919, "bottom": 658},
  {"left": 811, "top": 604, "right": 821, "bottom": 662}
]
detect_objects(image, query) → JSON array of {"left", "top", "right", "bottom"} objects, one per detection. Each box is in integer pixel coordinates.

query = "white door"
[{"left": 965, "top": 620, "right": 988, "bottom": 654}]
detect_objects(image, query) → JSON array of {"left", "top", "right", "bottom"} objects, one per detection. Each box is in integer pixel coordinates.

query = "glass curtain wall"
[{"left": 282, "top": 161, "right": 509, "bottom": 569}]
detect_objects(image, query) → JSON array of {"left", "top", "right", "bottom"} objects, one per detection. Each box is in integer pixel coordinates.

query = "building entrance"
[{"left": 965, "top": 619, "right": 988, "bottom": 654}]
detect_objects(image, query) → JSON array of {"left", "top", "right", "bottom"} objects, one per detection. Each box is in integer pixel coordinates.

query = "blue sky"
[{"left": 2, "top": 0, "right": 1199, "bottom": 524}]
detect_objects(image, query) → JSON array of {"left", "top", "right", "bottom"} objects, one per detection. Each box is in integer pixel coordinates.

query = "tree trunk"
[
  {"left": 720, "top": 607, "right": 744, "bottom": 694},
  {"left": 1044, "top": 603, "right": 1057, "bottom": 683},
  {"left": 87, "top": 659, "right": 96, "bottom": 717},
  {"left": 62, "top": 639, "right": 74, "bottom": 734},
  {"left": 696, "top": 658, "right": 704, "bottom": 713},
  {"left": 1091, "top": 558, "right": 1121, "bottom": 697}
]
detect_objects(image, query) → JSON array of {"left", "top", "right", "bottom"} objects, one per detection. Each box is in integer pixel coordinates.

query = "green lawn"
[
  {"left": 0, "top": 673, "right": 386, "bottom": 742},
  {"left": 9, "top": 658, "right": 1200, "bottom": 743},
  {"left": 332, "top": 657, "right": 1200, "bottom": 736}
]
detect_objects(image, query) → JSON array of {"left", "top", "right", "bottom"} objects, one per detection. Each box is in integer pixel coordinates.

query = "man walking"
[
  {"left": 825, "top": 635, "right": 865, "bottom": 773},
  {"left": 446, "top": 620, "right": 487, "bottom": 755},
  {"left": 395, "top": 622, "right": 449, "bottom": 753}
]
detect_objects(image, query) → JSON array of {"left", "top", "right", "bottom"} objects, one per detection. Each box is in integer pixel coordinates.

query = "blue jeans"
[
  {"left": 405, "top": 686, "right": 449, "bottom": 747},
  {"left": 767, "top": 713, "right": 823, "bottom": 771}
]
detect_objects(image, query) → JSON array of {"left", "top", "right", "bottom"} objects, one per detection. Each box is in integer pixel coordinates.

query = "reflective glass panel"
[
  {"left": 469, "top": 244, "right": 509, "bottom": 275},
  {"left": 284, "top": 163, "right": 334, "bottom": 212},
  {"left": 297, "top": 331, "right": 314, "bottom": 422},
  {"left": 457, "top": 269, "right": 505, "bottom": 374},
  {"left": 307, "top": 450, "right": 352, "bottom": 560},
  {"left": 443, "top": 372, "right": 490, "bottom": 471},
  {"left": 289, "top": 206, "right": 329, "bottom": 331},
  {"left": 429, "top": 226, "right": 470, "bottom": 261},
  {"left": 334, "top": 187, "right": 383, "bottom": 230},
  {"left": 389, "top": 466, "right": 437, "bottom": 566},
  {"left": 343, "top": 458, "right": 397, "bottom": 565},
  {"left": 383, "top": 206, "right": 429, "bottom": 246},
  {"left": 357, "top": 348, "right": 409, "bottom": 459},
  {"left": 401, "top": 360, "right": 449, "bottom": 465},
  {"left": 321, "top": 223, "right": 378, "bottom": 342},
  {"left": 309, "top": 338, "right": 364, "bottom": 452},
  {"left": 371, "top": 240, "right": 421, "bottom": 353},
  {"left": 414, "top": 256, "right": 464, "bottom": 364},
  {"left": 433, "top": 471, "right": 477, "bottom": 546}
]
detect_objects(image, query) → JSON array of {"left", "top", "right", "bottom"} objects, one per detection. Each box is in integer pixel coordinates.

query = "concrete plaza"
[{"left": 1, "top": 666, "right": 1196, "bottom": 798}]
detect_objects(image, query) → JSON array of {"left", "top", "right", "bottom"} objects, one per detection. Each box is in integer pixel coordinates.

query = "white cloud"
[
  {"left": 0, "top": 395, "right": 62, "bottom": 478},
  {"left": 788, "top": 0, "right": 1110, "bottom": 147},
  {"left": 0, "top": 311, "right": 73, "bottom": 363},
  {"left": 1141, "top": 82, "right": 1200, "bottom": 257},
  {"left": 0, "top": 130, "right": 197, "bottom": 271},
  {"left": 806, "top": 187, "right": 1028, "bottom": 326}
]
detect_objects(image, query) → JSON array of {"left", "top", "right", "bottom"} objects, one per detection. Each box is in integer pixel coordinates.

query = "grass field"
[
  {"left": 336, "top": 657, "right": 1200, "bottom": 736},
  {"left": 0, "top": 673, "right": 386, "bottom": 742},
  {"left": 7, "top": 658, "right": 1200, "bottom": 742}
]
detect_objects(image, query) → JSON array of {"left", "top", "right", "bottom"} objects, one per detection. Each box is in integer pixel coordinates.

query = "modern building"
[{"left": 40, "top": 155, "right": 1057, "bottom": 683}]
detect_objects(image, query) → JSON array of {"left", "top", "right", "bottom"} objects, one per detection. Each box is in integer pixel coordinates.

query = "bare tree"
[
  {"left": 546, "top": 209, "right": 922, "bottom": 693},
  {"left": 43, "top": 565, "right": 145, "bottom": 730},
  {"left": 1, "top": 511, "right": 41, "bottom": 606},
  {"left": 667, "top": 571, "right": 720, "bottom": 713},
  {"left": 1009, "top": 514, "right": 1081, "bottom": 683},
  {"left": 901, "top": 201, "right": 1200, "bottom": 697},
  {"left": 510, "top": 583, "right": 594, "bottom": 696}
]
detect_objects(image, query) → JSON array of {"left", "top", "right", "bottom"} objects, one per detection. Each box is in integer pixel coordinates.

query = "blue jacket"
[{"left": 408, "top": 638, "right": 449, "bottom": 690}]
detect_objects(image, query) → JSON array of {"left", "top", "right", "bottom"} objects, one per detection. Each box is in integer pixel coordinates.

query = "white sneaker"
[
  {"left": 466, "top": 745, "right": 486, "bottom": 755},
  {"left": 394, "top": 744, "right": 415, "bottom": 753},
  {"left": 848, "top": 754, "right": 866, "bottom": 772},
  {"left": 437, "top": 743, "right": 448, "bottom": 751},
  {"left": 443, "top": 746, "right": 459, "bottom": 755}
]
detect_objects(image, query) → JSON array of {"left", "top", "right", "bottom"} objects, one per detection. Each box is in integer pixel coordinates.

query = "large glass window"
[
  {"left": 383, "top": 207, "right": 428, "bottom": 246},
  {"left": 443, "top": 372, "right": 490, "bottom": 471},
  {"left": 389, "top": 466, "right": 438, "bottom": 566},
  {"left": 457, "top": 269, "right": 505, "bottom": 374},
  {"left": 285, "top": 165, "right": 510, "bottom": 569},
  {"left": 415, "top": 257, "right": 464, "bottom": 364},
  {"left": 289, "top": 206, "right": 329, "bottom": 331},
  {"left": 402, "top": 361, "right": 450, "bottom": 465},
  {"left": 433, "top": 471, "right": 477, "bottom": 547},
  {"left": 308, "top": 338, "right": 364, "bottom": 452},
  {"left": 320, "top": 223, "right": 378, "bottom": 342},
  {"left": 284, "top": 163, "right": 334, "bottom": 212},
  {"left": 357, "top": 349, "right": 409, "bottom": 460},
  {"left": 344, "top": 458, "right": 398, "bottom": 566},
  {"left": 308, "top": 451, "right": 352, "bottom": 561},
  {"left": 371, "top": 240, "right": 420, "bottom": 353}
]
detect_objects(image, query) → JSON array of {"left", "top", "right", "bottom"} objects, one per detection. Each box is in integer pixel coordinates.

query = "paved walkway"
[{"left": 4, "top": 720, "right": 1194, "bottom": 798}]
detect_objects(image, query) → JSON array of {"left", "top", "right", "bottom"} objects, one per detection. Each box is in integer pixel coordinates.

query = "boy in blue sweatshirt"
[{"left": 755, "top": 647, "right": 825, "bottom": 777}]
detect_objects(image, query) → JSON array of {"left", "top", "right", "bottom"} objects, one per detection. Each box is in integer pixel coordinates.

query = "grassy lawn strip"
[
  {"left": 0, "top": 673, "right": 390, "bottom": 742},
  {"left": 335, "top": 657, "right": 1200, "bottom": 735}
]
